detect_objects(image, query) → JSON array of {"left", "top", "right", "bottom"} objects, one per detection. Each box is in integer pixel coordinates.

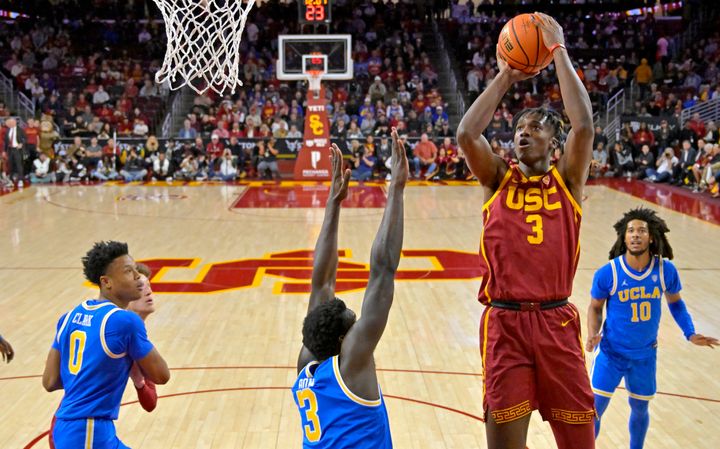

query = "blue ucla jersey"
[
  {"left": 591, "top": 255, "right": 681, "bottom": 359},
  {"left": 51, "top": 300, "right": 154, "bottom": 420},
  {"left": 291, "top": 356, "right": 392, "bottom": 448}
]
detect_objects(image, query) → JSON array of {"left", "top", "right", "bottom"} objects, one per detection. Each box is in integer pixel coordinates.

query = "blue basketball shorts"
[
  {"left": 52, "top": 418, "right": 130, "bottom": 449},
  {"left": 590, "top": 346, "right": 657, "bottom": 401}
]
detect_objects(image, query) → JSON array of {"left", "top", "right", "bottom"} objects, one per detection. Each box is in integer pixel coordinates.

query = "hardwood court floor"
[{"left": 0, "top": 181, "right": 718, "bottom": 449}]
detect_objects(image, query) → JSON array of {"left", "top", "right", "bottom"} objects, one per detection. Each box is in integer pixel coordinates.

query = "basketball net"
[
  {"left": 306, "top": 70, "right": 323, "bottom": 96},
  {"left": 152, "top": 0, "right": 256, "bottom": 95}
]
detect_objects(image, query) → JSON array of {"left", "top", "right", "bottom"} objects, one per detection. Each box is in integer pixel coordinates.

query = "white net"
[{"left": 152, "top": 0, "right": 256, "bottom": 95}]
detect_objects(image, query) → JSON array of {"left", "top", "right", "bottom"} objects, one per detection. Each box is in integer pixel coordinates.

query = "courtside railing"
[{"left": 680, "top": 96, "right": 720, "bottom": 127}]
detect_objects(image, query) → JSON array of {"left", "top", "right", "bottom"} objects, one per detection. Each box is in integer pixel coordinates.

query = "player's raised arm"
[
  {"left": 297, "top": 145, "right": 351, "bottom": 371},
  {"left": 341, "top": 128, "right": 407, "bottom": 369},
  {"left": 456, "top": 47, "right": 536, "bottom": 189},
  {"left": 533, "top": 13, "right": 594, "bottom": 194},
  {"left": 308, "top": 144, "right": 351, "bottom": 313}
]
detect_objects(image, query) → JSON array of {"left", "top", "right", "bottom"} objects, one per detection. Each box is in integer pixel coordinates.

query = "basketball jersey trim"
[
  {"left": 81, "top": 300, "right": 115, "bottom": 311},
  {"left": 481, "top": 165, "right": 513, "bottom": 211},
  {"left": 627, "top": 391, "right": 655, "bottom": 401},
  {"left": 550, "top": 167, "right": 582, "bottom": 216},
  {"left": 303, "top": 361, "right": 319, "bottom": 377},
  {"left": 84, "top": 418, "right": 94, "bottom": 449},
  {"left": 100, "top": 308, "right": 127, "bottom": 359},
  {"left": 481, "top": 308, "right": 493, "bottom": 400},
  {"left": 659, "top": 258, "right": 666, "bottom": 292},
  {"left": 56, "top": 312, "right": 72, "bottom": 344},
  {"left": 479, "top": 217, "right": 493, "bottom": 302},
  {"left": 618, "top": 256, "right": 655, "bottom": 281},
  {"left": 609, "top": 260, "right": 618, "bottom": 296},
  {"left": 332, "top": 356, "right": 382, "bottom": 407}
]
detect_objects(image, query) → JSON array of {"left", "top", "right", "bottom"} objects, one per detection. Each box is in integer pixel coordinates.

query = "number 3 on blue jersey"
[
  {"left": 68, "top": 330, "right": 87, "bottom": 374},
  {"left": 296, "top": 389, "right": 322, "bottom": 442}
]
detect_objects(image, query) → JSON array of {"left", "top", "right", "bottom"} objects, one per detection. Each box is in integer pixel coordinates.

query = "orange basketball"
[{"left": 497, "top": 13, "right": 552, "bottom": 74}]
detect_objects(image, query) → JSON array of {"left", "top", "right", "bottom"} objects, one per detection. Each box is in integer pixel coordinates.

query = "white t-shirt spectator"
[
  {"left": 133, "top": 121, "right": 149, "bottom": 137},
  {"left": 657, "top": 155, "right": 678, "bottom": 174},
  {"left": 34, "top": 157, "right": 51, "bottom": 176},
  {"left": 93, "top": 88, "right": 110, "bottom": 105}
]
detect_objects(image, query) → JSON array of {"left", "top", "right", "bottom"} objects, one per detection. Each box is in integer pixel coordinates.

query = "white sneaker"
[
  {"left": 385, "top": 173, "right": 392, "bottom": 181},
  {"left": 17, "top": 180, "right": 23, "bottom": 188},
  {"left": 166, "top": 177, "right": 173, "bottom": 184}
]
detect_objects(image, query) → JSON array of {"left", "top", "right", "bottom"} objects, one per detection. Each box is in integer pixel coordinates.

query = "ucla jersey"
[
  {"left": 591, "top": 255, "right": 681, "bottom": 359},
  {"left": 291, "top": 356, "right": 392, "bottom": 448},
  {"left": 51, "top": 300, "right": 154, "bottom": 420}
]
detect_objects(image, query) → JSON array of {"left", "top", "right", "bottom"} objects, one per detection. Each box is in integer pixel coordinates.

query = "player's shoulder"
[
  {"left": 104, "top": 307, "right": 144, "bottom": 329},
  {"left": 658, "top": 257, "right": 678, "bottom": 271}
]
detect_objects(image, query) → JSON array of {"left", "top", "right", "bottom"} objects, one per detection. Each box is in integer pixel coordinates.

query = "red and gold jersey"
[{"left": 478, "top": 164, "right": 582, "bottom": 304}]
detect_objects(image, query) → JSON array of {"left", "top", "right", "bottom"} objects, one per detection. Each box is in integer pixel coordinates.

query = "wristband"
[
  {"left": 549, "top": 43, "right": 566, "bottom": 54},
  {"left": 668, "top": 299, "right": 696, "bottom": 340}
]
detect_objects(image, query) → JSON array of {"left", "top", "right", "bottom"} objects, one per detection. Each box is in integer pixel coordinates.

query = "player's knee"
[{"left": 628, "top": 397, "right": 649, "bottom": 416}]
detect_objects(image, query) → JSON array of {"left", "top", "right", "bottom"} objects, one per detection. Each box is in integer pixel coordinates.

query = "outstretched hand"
[
  {"left": 689, "top": 334, "right": 719, "bottom": 348},
  {"left": 496, "top": 45, "right": 539, "bottom": 84},
  {"left": 0, "top": 336, "right": 14, "bottom": 363},
  {"left": 329, "top": 143, "right": 351, "bottom": 203},
  {"left": 390, "top": 128, "right": 409, "bottom": 186}
]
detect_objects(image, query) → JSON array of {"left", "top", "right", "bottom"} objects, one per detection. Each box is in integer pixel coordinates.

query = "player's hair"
[
  {"left": 609, "top": 207, "right": 674, "bottom": 260},
  {"left": 82, "top": 241, "right": 130, "bottom": 285},
  {"left": 302, "top": 299, "right": 355, "bottom": 362},
  {"left": 136, "top": 262, "right": 152, "bottom": 278},
  {"left": 512, "top": 107, "right": 566, "bottom": 153}
]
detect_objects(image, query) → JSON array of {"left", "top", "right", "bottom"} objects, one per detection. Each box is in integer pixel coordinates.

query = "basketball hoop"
[
  {"left": 306, "top": 70, "right": 323, "bottom": 93},
  {"left": 152, "top": 0, "right": 256, "bottom": 95}
]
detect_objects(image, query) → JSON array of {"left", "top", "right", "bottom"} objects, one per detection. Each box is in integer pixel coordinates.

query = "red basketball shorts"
[{"left": 479, "top": 302, "right": 595, "bottom": 424}]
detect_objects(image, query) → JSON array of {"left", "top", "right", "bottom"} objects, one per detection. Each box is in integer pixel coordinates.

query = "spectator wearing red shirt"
[
  {"left": 24, "top": 118, "right": 40, "bottom": 156},
  {"left": 125, "top": 78, "right": 139, "bottom": 98},
  {"left": 102, "top": 138, "right": 117, "bottom": 156},
  {"left": 261, "top": 100, "right": 276, "bottom": 123},
  {"left": 633, "top": 122, "right": 655, "bottom": 149},
  {"left": 412, "top": 133, "right": 438, "bottom": 178},
  {"left": 229, "top": 122, "right": 245, "bottom": 138},
  {"left": 687, "top": 113, "right": 706, "bottom": 139},
  {"left": 206, "top": 134, "right": 225, "bottom": 161}
]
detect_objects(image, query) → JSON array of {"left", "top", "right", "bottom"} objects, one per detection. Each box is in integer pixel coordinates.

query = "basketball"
[{"left": 497, "top": 13, "right": 552, "bottom": 74}]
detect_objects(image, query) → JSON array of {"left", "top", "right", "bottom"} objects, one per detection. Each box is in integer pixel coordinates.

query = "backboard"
[{"left": 277, "top": 34, "right": 352, "bottom": 81}]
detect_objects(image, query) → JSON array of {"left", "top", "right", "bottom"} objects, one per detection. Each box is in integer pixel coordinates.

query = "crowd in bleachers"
[
  {"left": 443, "top": 4, "right": 720, "bottom": 196},
  {"left": 448, "top": 5, "right": 718, "bottom": 121}
]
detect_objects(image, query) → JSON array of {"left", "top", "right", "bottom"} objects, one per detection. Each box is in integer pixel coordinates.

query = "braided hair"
[
  {"left": 512, "top": 107, "right": 567, "bottom": 153},
  {"left": 609, "top": 207, "right": 674, "bottom": 260}
]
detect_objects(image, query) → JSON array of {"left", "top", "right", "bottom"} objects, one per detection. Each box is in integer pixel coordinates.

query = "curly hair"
[
  {"left": 302, "top": 299, "right": 355, "bottom": 362},
  {"left": 82, "top": 241, "right": 130, "bottom": 285},
  {"left": 609, "top": 207, "right": 673, "bottom": 260},
  {"left": 512, "top": 107, "right": 567, "bottom": 153}
]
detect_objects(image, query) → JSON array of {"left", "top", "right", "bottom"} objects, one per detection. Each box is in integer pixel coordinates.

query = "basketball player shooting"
[
  {"left": 457, "top": 12, "right": 596, "bottom": 449},
  {"left": 291, "top": 128, "right": 408, "bottom": 448}
]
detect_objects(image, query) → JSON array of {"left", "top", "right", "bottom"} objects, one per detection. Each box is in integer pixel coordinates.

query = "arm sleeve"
[
  {"left": 104, "top": 310, "right": 155, "bottom": 361},
  {"left": 668, "top": 300, "right": 695, "bottom": 340},
  {"left": 590, "top": 263, "right": 613, "bottom": 299},
  {"left": 136, "top": 380, "right": 158, "bottom": 412}
]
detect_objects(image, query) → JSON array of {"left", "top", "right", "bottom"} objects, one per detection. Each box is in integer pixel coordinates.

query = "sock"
[
  {"left": 594, "top": 393, "right": 611, "bottom": 437},
  {"left": 629, "top": 397, "right": 650, "bottom": 449}
]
